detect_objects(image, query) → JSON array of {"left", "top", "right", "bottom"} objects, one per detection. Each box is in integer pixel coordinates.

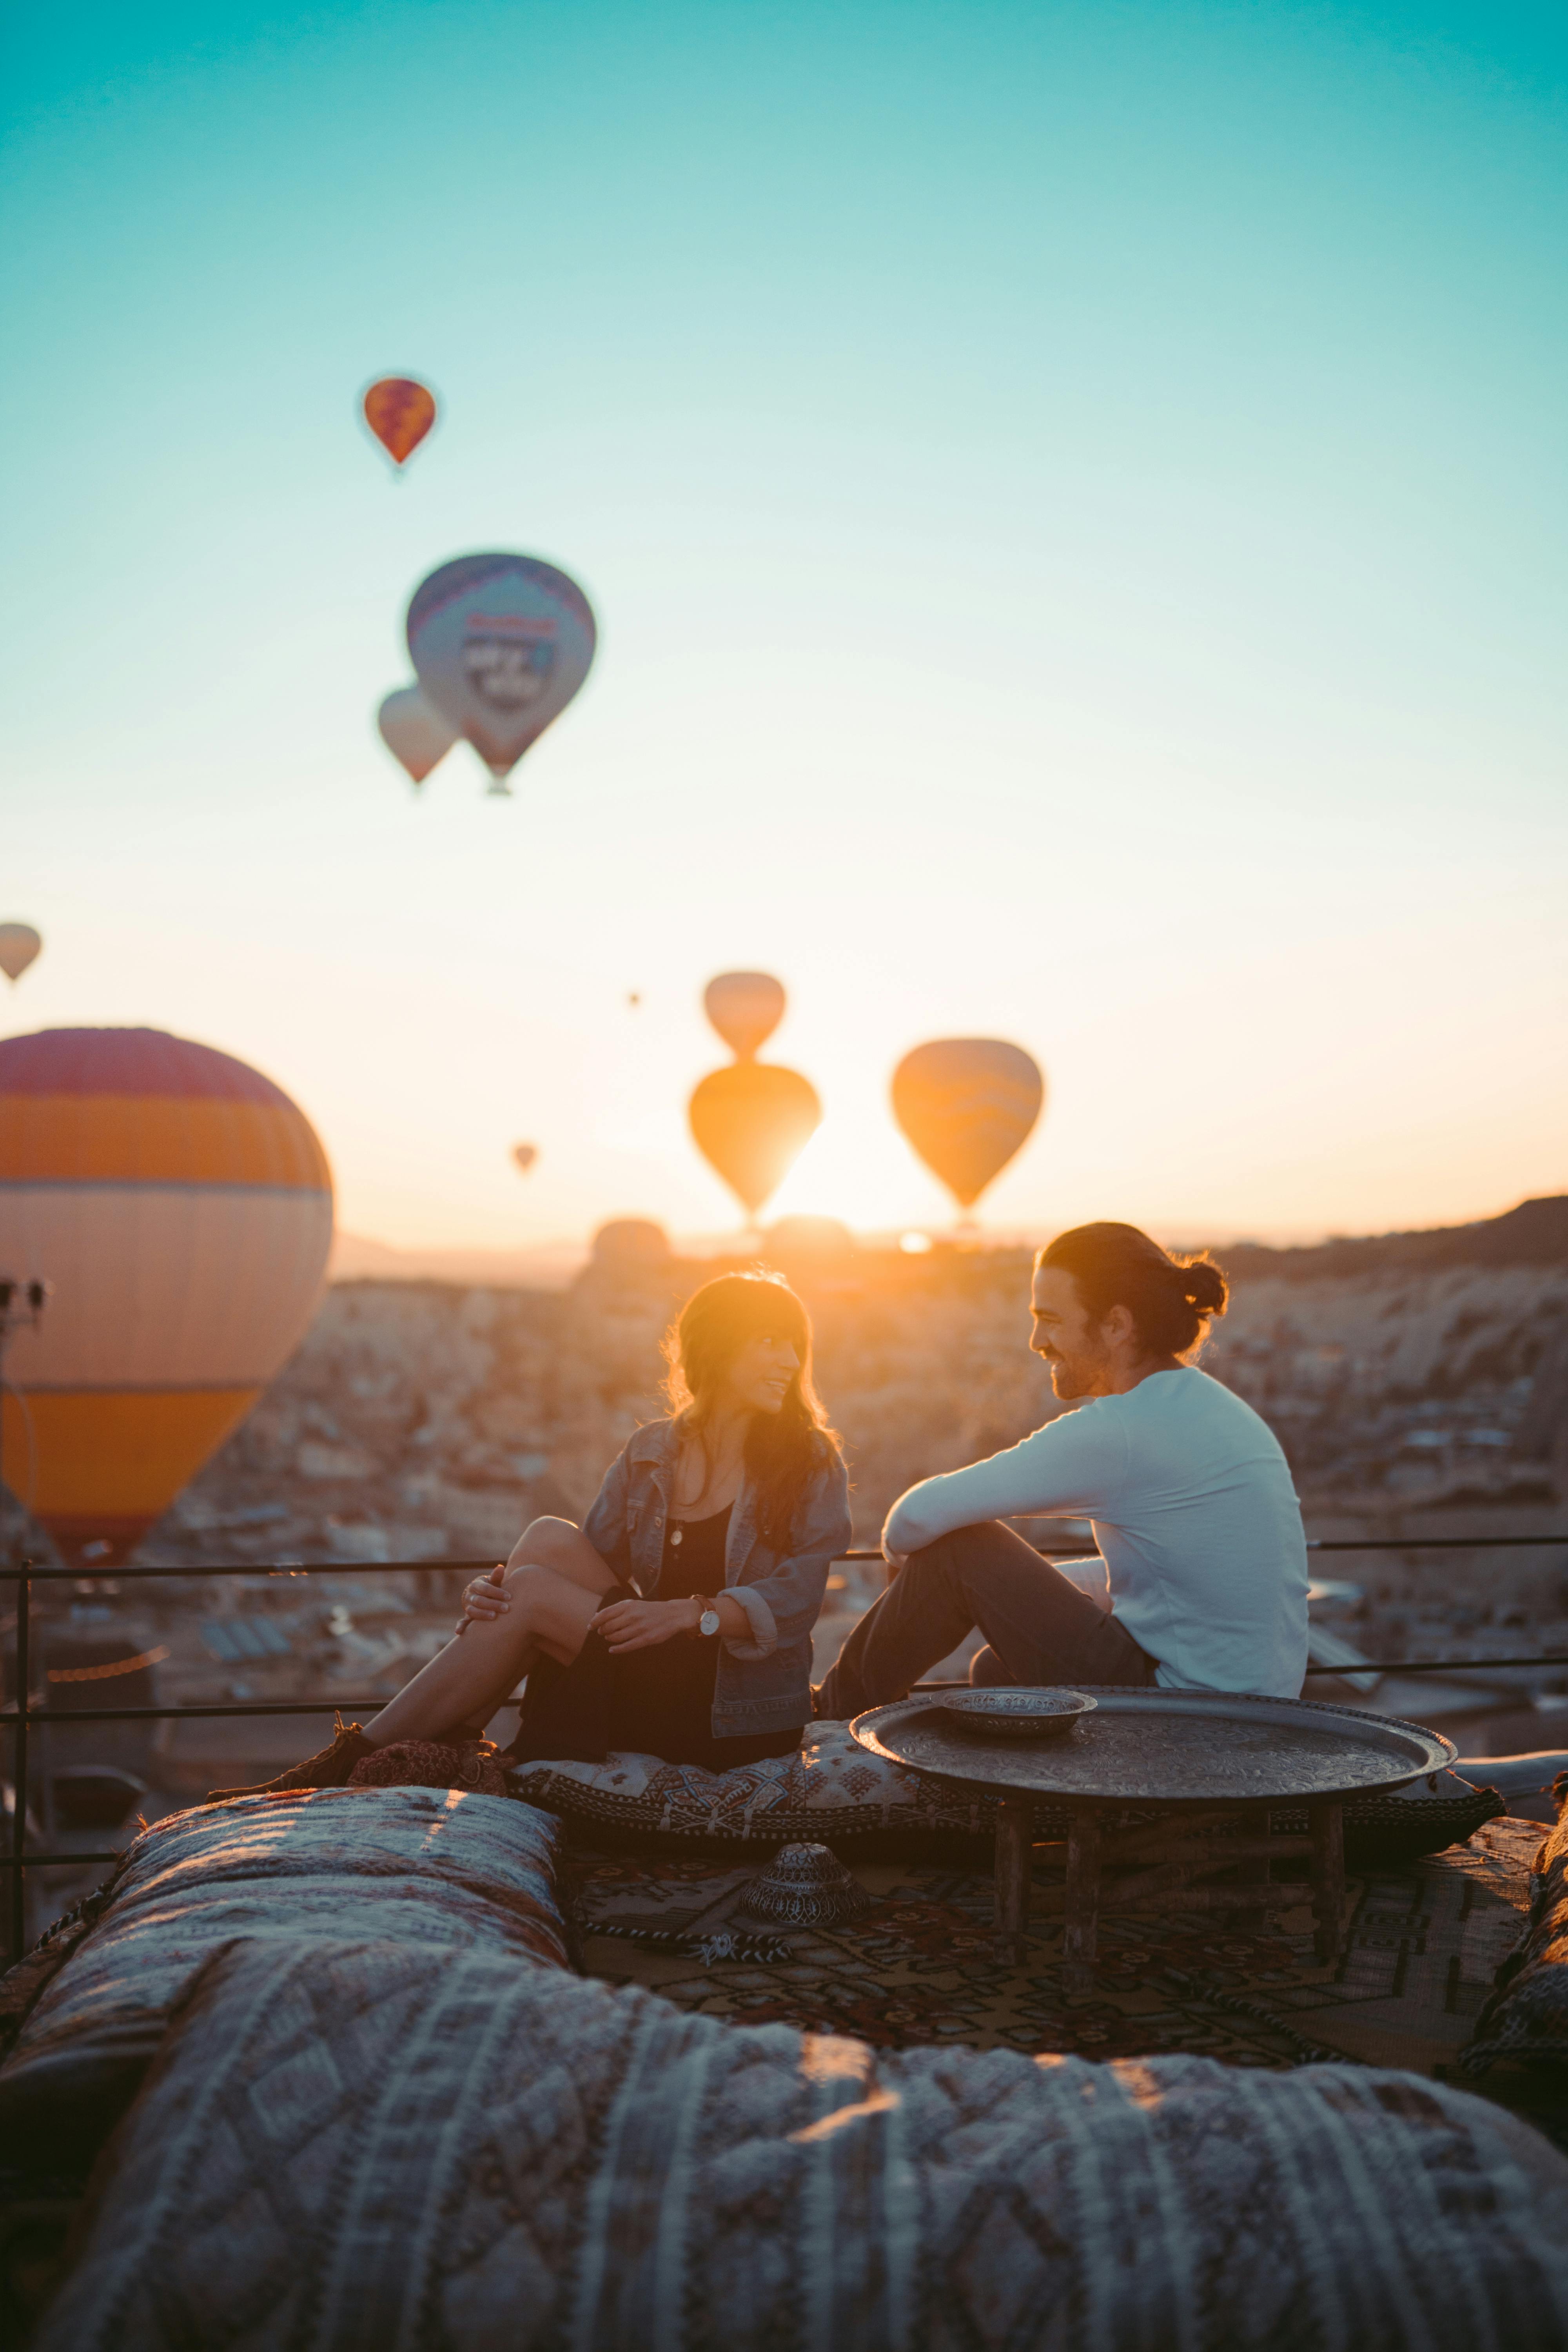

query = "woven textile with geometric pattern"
[
  {"left": 31, "top": 1931, "right": 1568, "bottom": 2351},
  {"left": 0, "top": 1786, "right": 566, "bottom": 2175}
]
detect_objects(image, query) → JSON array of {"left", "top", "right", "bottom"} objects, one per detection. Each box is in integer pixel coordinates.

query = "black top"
[{"left": 507, "top": 1503, "right": 803, "bottom": 1769}]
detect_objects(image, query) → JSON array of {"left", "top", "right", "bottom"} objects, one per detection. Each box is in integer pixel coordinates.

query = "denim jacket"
[{"left": 581, "top": 1417, "right": 853, "bottom": 1738}]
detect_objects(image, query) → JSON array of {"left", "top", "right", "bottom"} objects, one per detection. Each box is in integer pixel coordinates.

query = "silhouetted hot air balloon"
[
  {"left": 704, "top": 972, "right": 785, "bottom": 1061},
  {"left": 511, "top": 1143, "right": 538, "bottom": 1174},
  {"left": 406, "top": 552, "right": 597, "bottom": 793},
  {"left": 689, "top": 1063, "right": 821, "bottom": 1222},
  {"left": 0, "top": 924, "right": 42, "bottom": 984},
  {"left": 363, "top": 376, "right": 437, "bottom": 468},
  {"left": 377, "top": 685, "right": 458, "bottom": 787},
  {"left": 0, "top": 1029, "right": 333, "bottom": 1568},
  {"left": 891, "top": 1039, "right": 1044, "bottom": 1212}
]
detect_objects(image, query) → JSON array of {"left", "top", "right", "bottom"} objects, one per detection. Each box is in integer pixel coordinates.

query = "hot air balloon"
[
  {"left": 891, "top": 1039, "right": 1044, "bottom": 1212},
  {"left": 377, "top": 684, "right": 458, "bottom": 786},
  {"left": 363, "top": 376, "right": 437, "bottom": 468},
  {"left": 0, "top": 925, "right": 42, "bottom": 984},
  {"left": 704, "top": 971, "right": 785, "bottom": 1062},
  {"left": 0, "top": 1029, "right": 333, "bottom": 1568},
  {"left": 406, "top": 552, "right": 597, "bottom": 793},
  {"left": 511, "top": 1143, "right": 538, "bottom": 1174},
  {"left": 689, "top": 1063, "right": 821, "bottom": 1222}
]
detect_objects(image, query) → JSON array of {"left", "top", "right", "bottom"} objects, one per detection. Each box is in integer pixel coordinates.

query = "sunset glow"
[{"left": 3, "top": 2, "right": 1562, "bottom": 1261}]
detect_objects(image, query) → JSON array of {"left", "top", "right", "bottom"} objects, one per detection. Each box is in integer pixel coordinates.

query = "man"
[{"left": 815, "top": 1221, "right": 1308, "bottom": 1716}]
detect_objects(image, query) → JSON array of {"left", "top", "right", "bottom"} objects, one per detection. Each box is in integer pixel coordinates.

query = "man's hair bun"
[{"left": 1179, "top": 1258, "right": 1228, "bottom": 1316}]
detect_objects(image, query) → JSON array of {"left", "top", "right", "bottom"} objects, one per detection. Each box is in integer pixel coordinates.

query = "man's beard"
[{"left": 1047, "top": 1349, "right": 1107, "bottom": 1400}]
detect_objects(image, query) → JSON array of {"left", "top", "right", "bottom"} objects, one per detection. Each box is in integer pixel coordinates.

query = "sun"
[{"left": 764, "top": 1111, "right": 942, "bottom": 1237}]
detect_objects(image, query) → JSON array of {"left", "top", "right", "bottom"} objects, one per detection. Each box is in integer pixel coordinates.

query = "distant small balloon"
[
  {"left": 627, "top": 991, "right": 642, "bottom": 1008},
  {"left": 0, "top": 924, "right": 42, "bottom": 984},
  {"left": 891, "top": 1039, "right": 1045, "bottom": 1211},
  {"left": 406, "top": 552, "right": 597, "bottom": 792},
  {"left": 689, "top": 1062, "right": 821, "bottom": 1220},
  {"left": 377, "top": 685, "right": 458, "bottom": 786},
  {"left": 512, "top": 1143, "right": 538, "bottom": 1174},
  {"left": 363, "top": 376, "right": 437, "bottom": 467},
  {"left": 704, "top": 972, "right": 785, "bottom": 1061}
]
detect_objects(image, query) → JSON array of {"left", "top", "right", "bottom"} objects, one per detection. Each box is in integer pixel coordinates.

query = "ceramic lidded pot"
[{"left": 733, "top": 1842, "right": 873, "bottom": 1930}]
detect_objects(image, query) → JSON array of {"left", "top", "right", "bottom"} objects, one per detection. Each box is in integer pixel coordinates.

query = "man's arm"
[{"left": 882, "top": 1408, "right": 1128, "bottom": 1561}]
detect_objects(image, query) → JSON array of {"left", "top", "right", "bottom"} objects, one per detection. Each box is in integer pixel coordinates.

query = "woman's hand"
[
  {"left": 455, "top": 1563, "right": 508, "bottom": 1637},
  {"left": 590, "top": 1595, "right": 697, "bottom": 1654}
]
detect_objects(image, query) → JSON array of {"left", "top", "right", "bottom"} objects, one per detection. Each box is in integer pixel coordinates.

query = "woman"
[{"left": 212, "top": 1270, "right": 851, "bottom": 1796}]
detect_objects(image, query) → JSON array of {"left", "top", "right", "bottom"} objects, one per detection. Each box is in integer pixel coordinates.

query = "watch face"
[{"left": 699, "top": 1608, "right": 721, "bottom": 1637}]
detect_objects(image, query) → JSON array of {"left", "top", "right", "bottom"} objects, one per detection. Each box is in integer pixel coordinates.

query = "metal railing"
[{"left": 5, "top": 1530, "right": 1568, "bottom": 1960}]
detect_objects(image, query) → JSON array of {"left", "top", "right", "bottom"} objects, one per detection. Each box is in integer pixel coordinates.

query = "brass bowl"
[
  {"left": 938, "top": 1687, "right": 1098, "bottom": 1742},
  {"left": 733, "top": 1842, "right": 873, "bottom": 1931}
]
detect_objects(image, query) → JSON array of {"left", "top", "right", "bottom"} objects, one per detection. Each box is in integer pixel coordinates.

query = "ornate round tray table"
[{"left": 851, "top": 1688, "right": 1455, "bottom": 1994}]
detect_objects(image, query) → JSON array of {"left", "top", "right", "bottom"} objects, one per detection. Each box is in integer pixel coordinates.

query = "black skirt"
[{"left": 505, "top": 1502, "right": 802, "bottom": 1770}]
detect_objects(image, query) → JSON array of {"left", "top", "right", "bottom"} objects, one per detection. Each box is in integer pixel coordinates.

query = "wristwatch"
[{"left": 693, "top": 1595, "right": 722, "bottom": 1639}]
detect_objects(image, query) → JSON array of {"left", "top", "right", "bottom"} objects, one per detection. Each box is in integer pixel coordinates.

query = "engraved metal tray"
[{"left": 851, "top": 1687, "right": 1456, "bottom": 1807}]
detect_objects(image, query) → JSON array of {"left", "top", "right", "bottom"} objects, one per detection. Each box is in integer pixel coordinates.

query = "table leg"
[
  {"left": 1309, "top": 1801, "right": 1346, "bottom": 1965},
  {"left": 993, "top": 1795, "right": 1033, "bottom": 1963},
  {"left": 1062, "top": 1808, "right": 1101, "bottom": 1997},
  {"left": 1233, "top": 1804, "right": 1272, "bottom": 1937}
]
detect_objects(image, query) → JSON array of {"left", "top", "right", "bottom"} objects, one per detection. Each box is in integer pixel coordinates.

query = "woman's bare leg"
[{"left": 365, "top": 1518, "right": 618, "bottom": 1748}]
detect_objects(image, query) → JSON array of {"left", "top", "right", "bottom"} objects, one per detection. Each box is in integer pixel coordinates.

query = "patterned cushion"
[
  {"left": 1464, "top": 1789, "right": 1568, "bottom": 2075},
  {"left": 34, "top": 1933, "right": 1568, "bottom": 2351},
  {"left": 508, "top": 1720, "right": 1018, "bottom": 1847},
  {"left": 509, "top": 1720, "right": 1503, "bottom": 1865},
  {"left": 0, "top": 1784, "right": 564, "bottom": 2178}
]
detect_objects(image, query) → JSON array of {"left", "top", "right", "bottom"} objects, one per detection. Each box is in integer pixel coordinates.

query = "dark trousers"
[{"left": 816, "top": 1519, "right": 1157, "bottom": 1719}]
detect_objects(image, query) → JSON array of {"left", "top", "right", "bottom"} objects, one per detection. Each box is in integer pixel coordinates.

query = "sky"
[{"left": 3, "top": 0, "right": 1564, "bottom": 1258}]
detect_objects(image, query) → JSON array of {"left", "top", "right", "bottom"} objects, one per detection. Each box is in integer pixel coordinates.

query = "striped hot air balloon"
[{"left": 0, "top": 1029, "right": 333, "bottom": 1567}]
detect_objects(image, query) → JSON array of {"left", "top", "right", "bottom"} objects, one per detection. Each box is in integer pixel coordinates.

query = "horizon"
[
  {"left": 326, "top": 1183, "right": 1566, "bottom": 1290},
  {"left": 4, "top": 0, "right": 1564, "bottom": 1253}
]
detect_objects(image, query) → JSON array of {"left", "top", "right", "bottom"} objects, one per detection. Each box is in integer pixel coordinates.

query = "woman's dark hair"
[
  {"left": 662, "top": 1270, "right": 842, "bottom": 1548},
  {"left": 1035, "top": 1222, "right": 1228, "bottom": 1359}
]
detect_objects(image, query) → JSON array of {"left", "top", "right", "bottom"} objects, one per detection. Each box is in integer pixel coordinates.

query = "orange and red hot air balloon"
[
  {"left": 0, "top": 1029, "right": 334, "bottom": 1567},
  {"left": 688, "top": 1064, "right": 821, "bottom": 1225},
  {"left": 689, "top": 971, "right": 819, "bottom": 1223},
  {"left": 362, "top": 376, "right": 437, "bottom": 469},
  {"left": 891, "top": 1038, "right": 1045, "bottom": 1215}
]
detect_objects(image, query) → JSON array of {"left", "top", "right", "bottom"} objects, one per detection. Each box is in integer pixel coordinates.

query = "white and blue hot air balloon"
[{"left": 405, "top": 552, "right": 597, "bottom": 794}]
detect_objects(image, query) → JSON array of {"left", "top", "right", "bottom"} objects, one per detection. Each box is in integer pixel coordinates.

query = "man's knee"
[{"left": 909, "top": 1521, "right": 1007, "bottom": 1588}]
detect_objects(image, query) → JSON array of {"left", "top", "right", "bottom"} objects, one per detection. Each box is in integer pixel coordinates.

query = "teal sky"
[{"left": 3, "top": 1, "right": 1564, "bottom": 1251}]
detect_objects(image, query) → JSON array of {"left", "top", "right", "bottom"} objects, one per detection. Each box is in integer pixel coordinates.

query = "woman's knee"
[
  {"left": 500, "top": 1559, "right": 562, "bottom": 1607},
  {"left": 969, "top": 1644, "right": 1010, "bottom": 1687},
  {"left": 506, "top": 1516, "right": 581, "bottom": 1572}
]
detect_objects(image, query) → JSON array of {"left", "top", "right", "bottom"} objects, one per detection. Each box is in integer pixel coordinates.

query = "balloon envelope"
[
  {"left": 891, "top": 1039, "right": 1044, "bottom": 1210},
  {"left": 511, "top": 1143, "right": 538, "bottom": 1173},
  {"left": 363, "top": 376, "right": 437, "bottom": 466},
  {"left": 406, "top": 552, "right": 597, "bottom": 789},
  {"left": 377, "top": 684, "right": 458, "bottom": 786},
  {"left": 0, "top": 1028, "right": 333, "bottom": 1567},
  {"left": 689, "top": 1062, "right": 821, "bottom": 1220},
  {"left": 704, "top": 971, "right": 785, "bottom": 1061},
  {"left": 0, "top": 923, "right": 42, "bottom": 984}
]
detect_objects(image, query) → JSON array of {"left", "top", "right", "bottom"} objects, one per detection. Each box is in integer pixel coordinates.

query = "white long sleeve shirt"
[{"left": 883, "top": 1367, "right": 1309, "bottom": 1697}]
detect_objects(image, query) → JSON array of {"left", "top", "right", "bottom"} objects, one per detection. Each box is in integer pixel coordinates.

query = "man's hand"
[
  {"left": 879, "top": 1514, "right": 909, "bottom": 1574},
  {"left": 590, "top": 1595, "right": 697, "bottom": 1653}
]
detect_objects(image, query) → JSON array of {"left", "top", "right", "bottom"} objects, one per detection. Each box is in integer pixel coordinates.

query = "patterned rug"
[{"left": 568, "top": 1817, "right": 1568, "bottom": 2142}]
